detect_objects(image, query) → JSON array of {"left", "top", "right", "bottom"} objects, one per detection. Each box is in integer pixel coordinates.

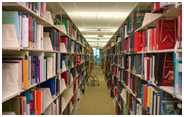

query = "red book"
[
  {"left": 35, "top": 89, "right": 42, "bottom": 115},
  {"left": 178, "top": 6, "right": 182, "bottom": 40},
  {"left": 150, "top": 28, "right": 156, "bottom": 50},
  {"left": 152, "top": 2, "right": 160, "bottom": 12},
  {"left": 141, "top": 31, "right": 147, "bottom": 51},
  {"left": 134, "top": 32, "right": 142, "bottom": 52},
  {"left": 28, "top": 16, "right": 33, "bottom": 48},
  {"left": 160, "top": 54, "right": 174, "bottom": 86},
  {"left": 156, "top": 19, "right": 177, "bottom": 50},
  {"left": 143, "top": 85, "right": 148, "bottom": 109}
]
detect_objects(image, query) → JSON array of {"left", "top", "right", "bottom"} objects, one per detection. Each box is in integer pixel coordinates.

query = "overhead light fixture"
[
  {"left": 69, "top": 11, "right": 129, "bottom": 19},
  {"left": 84, "top": 34, "right": 112, "bottom": 38},
  {"left": 79, "top": 27, "right": 117, "bottom": 32}
]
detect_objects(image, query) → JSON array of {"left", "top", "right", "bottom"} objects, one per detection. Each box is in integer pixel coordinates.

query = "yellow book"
[
  {"left": 22, "top": 59, "right": 29, "bottom": 89},
  {"left": 147, "top": 86, "right": 150, "bottom": 108}
]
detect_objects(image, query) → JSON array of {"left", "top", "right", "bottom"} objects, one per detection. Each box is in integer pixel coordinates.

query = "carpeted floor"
[{"left": 73, "top": 66, "right": 115, "bottom": 115}]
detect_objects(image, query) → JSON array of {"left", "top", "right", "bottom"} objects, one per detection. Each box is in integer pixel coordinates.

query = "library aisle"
[
  {"left": 1, "top": 1, "right": 183, "bottom": 115},
  {"left": 73, "top": 65, "right": 115, "bottom": 115}
]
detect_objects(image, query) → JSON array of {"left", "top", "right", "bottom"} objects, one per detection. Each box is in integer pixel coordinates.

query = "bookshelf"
[
  {"left": 102, "top": 2, "right": 182, "bottom": 115},
  {"left": 2, "top": 2, "right": 93, "bottom": 115}
]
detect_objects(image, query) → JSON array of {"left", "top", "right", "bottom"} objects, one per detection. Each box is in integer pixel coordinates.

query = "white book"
[
  {"left": 43, "top": 32, "right": 53, "bottom": 51},
  {"left": 2, "top": 62, "right": 21, "bottom": 101},
  {"left": 47, "top": 57, "right": 53, "bottom": 79},
  {"left": 36, "top": 24, "right": 43, "bottom": 49},
  {"left": 41, "top": 88, "right": 53, "bottom": 111},
  {"left": 39, "top": 53, "right": 44, "bottom": 82},
  {"left": 147, "top": 29, "right": 151, "bottom": 51},
  {"left": 2, "top": 24, "right": 20, "bottom": 49},
  {"left": 144, "top": 58, "right": 148, "bottom": 80},
  {"left": 52, "top": 54, "right": 56, "bottom": 77},
  {"left": 21, "top": 15, "right": 29, "bottom": 48}
]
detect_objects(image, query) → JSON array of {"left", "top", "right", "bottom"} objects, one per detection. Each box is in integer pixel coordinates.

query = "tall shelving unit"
[
  {"left": 2, "top": 2, "right": 93, "bottom": 115},
  {"left": 102, "top": 2, "right": 182, "bottom": 115}
]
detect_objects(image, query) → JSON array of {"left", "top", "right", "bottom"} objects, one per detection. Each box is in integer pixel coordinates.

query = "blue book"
[
  {"left": 41, "top": 79, "right": 57, "bottom": 96},
  {"left": 173, "top": 52, "right": 182, "bottom": 96}
]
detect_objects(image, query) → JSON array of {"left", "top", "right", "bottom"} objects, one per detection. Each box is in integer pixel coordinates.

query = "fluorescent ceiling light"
[
  {"left": 69, "top": 11, "right": 129, "bottom": 19},
  {"left": 84, "top": 34, "right": 112, "bottom": 38},
  {"left": 79, "top": 27, "right": 117, "bottom": 32}
]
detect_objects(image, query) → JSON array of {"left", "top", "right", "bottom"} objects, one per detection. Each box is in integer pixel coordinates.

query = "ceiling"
[{"left": 60, "top": 2, "right": 137, "bottom": 48}]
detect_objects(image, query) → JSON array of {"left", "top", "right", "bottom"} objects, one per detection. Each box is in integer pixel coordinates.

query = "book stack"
[
  {"left": 3, "top": 87, "right": 53, "bottom": 115},
  {"left": 2, "top": 2, "right": 92, "bottom": 115},
  {"left": 3, "top": 11, "right": 44, "bottom": 49},
  {"left": 44, "top": 27, "right": 60, "bottom": 51},
  {"left": 103, "top": 2, "right": 182, "bottom": 115},
  {"left": 20, "top": 2, "right": 47, "bottom": 17}
]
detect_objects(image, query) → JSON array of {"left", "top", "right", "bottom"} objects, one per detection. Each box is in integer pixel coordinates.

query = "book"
[
  {"left": 46, "top": 55, "right": 56, "bottom": 79},
  {"left": 44, "top": 28, "right": 60, "bottom": 51},
  {"left": 43, "top": 32, "right": 53, "bottom": 51},
  {"left": 144, "top": 56, "right": 151, "bottom": 81},
  {"left": 177, "top": 6, "right": 182, "bottom": 41},
  {"left": 61, "top": 36, "right": 68, "bottom": 53},
  {"left": 34, "top": 89, "right": 42, "bottom": 115},
  {"left": 156, "top": 19, "right": 177, "bottom": 50},
  {"left": 23, "top": 59, "right": 30, "bottom": 89},
  {"left": 41, "top": 78, "right": 57, "bottom": 96},
  {"left": 2, "top": 11, "right": 20, "bottom": 42},
  {"left": 173, "top": 52, "right": 182, "bottom": 96},
  {"left": 3, "top": 87, "right": 54, "bottom": 115},
  {"left": 21, "top": 14, "right": 29, "bottom": 48},
  {"left": 159, "top": 54, "right": 174, "bottom": 86},
  {"left": 134, "top": 32, "right": 142, "bottom": 52},
  {"left": 2, "top": 24, "right": 20, "bottom": 49},
  {"left": 2, "top": 62, "right": 22, "bottom": 101},
  {"left": 22, "top": 2, "right": 47, "bottom": 17}
]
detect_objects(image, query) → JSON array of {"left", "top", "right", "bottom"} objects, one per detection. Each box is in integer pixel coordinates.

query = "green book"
[{"left": 2, "top": 11, "right": 20, "bottom": 39}]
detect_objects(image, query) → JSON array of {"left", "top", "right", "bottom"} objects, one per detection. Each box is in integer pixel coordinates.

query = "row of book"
[
  {"left": 2, "top": 53, "right": 56, "bottom": 101},
  {"left": 61, "top": 36, "right": 86, "bottom": 54},
  {"left": 2, "top": 60, "right": 88, "bottom": 115},
  {"left": 2, "top": 11, "right": 88, "bottom": 53},
  {"left": 103, "top": 2, "right": 182, "bottom": 115},
  {"left": 121, "top": 18, "right": 179, "bottom": 52},
  {"left": 105, "top": 49, "right": 182, "bottom": 115},
  {"left": 2, "top": 52, "right": 89, "bottom": 102},
  {"left": 54, "top": 14, "right": 87, "bottom": 45},
  {"left": 110, "top": 52, "right": 182, "bottom": 97},
  {"left": 115, "top": 84, "right": 181, "bottom": 115},
  {"left": 54, "top": 15, "right": 77, "bottom": 39},
  {"left": 113, "top": 3, "right": 182, "bottom": 53},
  {"left": 20, "top": 2, "right": 47, "bottom": 17},
  {"left": 134, "top": 19, "right": 178, "bottom": 52},
  {"left": 2, "top": 11, "right": 59, "bottom": 50},
  {"left": 109, "top": 69, "right": 182, "bottom": 115},
  {"left": 2, "top": 78, "right": 57, "bottom": 115}
]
